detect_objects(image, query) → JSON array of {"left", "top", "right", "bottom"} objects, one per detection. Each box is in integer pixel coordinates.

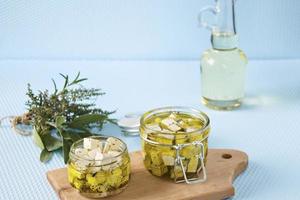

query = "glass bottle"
[{"left": 199, "top": 0, "right": 247, "bottom": 110}]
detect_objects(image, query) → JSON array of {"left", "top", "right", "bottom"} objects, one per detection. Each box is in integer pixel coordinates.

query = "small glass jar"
[
  {"left": 67, "top": 136, "right": 131, "bottom": 198},
  {"left": 139, "top": 107, "right": 210, "bottom": 184}
]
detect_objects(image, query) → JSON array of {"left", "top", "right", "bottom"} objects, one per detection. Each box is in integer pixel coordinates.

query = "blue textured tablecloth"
[{"left": 0, "top": 59, "right": 300, "bottom": 200}]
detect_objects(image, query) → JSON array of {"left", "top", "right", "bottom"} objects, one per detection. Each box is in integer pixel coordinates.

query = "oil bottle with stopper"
[{"left": 199, "top": 0, "right": 247, "bottom": 110}]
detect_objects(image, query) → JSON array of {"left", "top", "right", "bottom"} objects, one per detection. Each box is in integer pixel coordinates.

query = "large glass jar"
[
  {"left": 139, "top": 107, "right": 210, "bottom": 184},
  {"left": 67, "top": 136, "right": 130, "bottom": 198}
]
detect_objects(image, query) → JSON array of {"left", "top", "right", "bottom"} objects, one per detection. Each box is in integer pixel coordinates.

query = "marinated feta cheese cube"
[
  {"left": 150, "top": 150, "right": 162, "bottom": 165},
  {"left": 100, "top": 155, "right": 114, "bottom": 170},
  {"left": 74, "top": 160, "right": 93, "bottom": 171},
  {"left": 103, "top": 137, "right": 123, "bottom": 153},
  {"left": 157, "top": 133, "right": 175, "bottom": 140},
  {"left": 162, "top": 155, "right": 175, "bottom": 166},
  {"left": 87, "top": 148, "right": 101, "bottom": 159},
  {"left": 95, "top": 171, "right": 107, "bottom": 184},
  {"left": 155, "top": 137, "right": 173, "bottom": 145},
  {"left": 108, "top": 151, "right": 122, "bottom": 163},
  {"left": 150, "top": 164, "right": 168, "bottom": 176},
  {"left": 74, "top": 148, "right": 89, "bottom": 157},
  {"left": 175, "top": 134, "right": 188, "bottom": 144},
  {"left": 101, "top": 163, "right": 111, "bottom": 171},
  {"left": 107, "top": 150, "right": 119, "bottom": 157},
  {"left": 184, "top": 127, "right": 198, "bottom": 133},
  {"left": 84, "top": 138, "right": 100, "bottom": 150},
  {"left": 160, "top": 118, "right": 182, "bottom": 132},
  {"left": 95, "top": 151, "right": 104, "bottom": 160},
  {"left": 73, "top": 178, "right": 85, "bottom": 190},
  {"left": 177, "top": 119, "right": 189, "bottom": 130},
  {"left": 143, "top": 155, "right": 152, "bottom": 169},
  {"left": 180, "top": 145, "right": 201, "bottom": 159},
  {"left": 187, "top": 157, "right": 199, "bottom": 173},
  {"left": 68, "top": 164, "right": 86, "bottom": 179},
  {"left": 168, "top": 113, "right": 178, "bottom": 119},
  {"left": 171, "top": 165, "right": 184, "bottom": 179},
  {"left": 146, "top": 124, "right": 162, "bottom": 132},
  {"left": 88, "top": 166, "right": 102, "bottom": 174}
]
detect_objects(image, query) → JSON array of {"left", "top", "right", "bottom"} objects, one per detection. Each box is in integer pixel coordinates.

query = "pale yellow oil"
[
  {"left": 140, "top": 111, "right": 209, "bottom": 181},
  {"left": 200, "top": 47, "right": 247, "bottom": 110}
]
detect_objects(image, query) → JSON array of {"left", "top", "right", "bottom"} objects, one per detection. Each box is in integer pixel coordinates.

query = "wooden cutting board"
[{"left": 47, "top": 149, "right": 248, "bottom": 200}]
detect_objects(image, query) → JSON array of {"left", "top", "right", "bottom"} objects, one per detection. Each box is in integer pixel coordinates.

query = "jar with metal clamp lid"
[{"left": 139, "top": 107, "right": 210, "bottom": 184}]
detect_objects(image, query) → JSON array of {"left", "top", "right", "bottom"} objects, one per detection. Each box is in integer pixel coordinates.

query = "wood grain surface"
[{"left": 47, "top": 149, "right": 248, "bottom": 200}]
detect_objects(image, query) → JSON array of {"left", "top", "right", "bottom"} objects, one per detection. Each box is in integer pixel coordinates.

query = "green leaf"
[
  {"left": 46, "top": 122, "right": 56, "bottom": 128},
  {"left": 59, "top": 73, "right": 69, "bottom": 89},
  {"left": 69, "top": 114, "right": 106, "bottom": 128},
  {"left": 59, "top": 73, "right": 67, "bottom": 79},
  {"left": 32, "top": 128, "right": 45, "bottom": 149},
  {"left": 74, "top": 71, "right": 80, "bottom": 81},
  {"left": 73, "top": 78, "right": 87, "bottom": 84},
  {"left": 52, "top": 78, "right": 58, "bottom": 95},
  {"left": 63, "top": 138, "right": 73, "bottom": 164},
  {"left": 65, "top": 128, "right": 93, "bottom": 142},
  {"left": 68, "top": 72, "right": 88, "bottom": 86},
  {"left": 55, "top": 116, "right": 66, "bottom": 128},
  {"left": 41, "top": 133, "right": 63, "bottom": 151},
  {"left": 40, "top": 149, "right": 53, "bottom": 163}
]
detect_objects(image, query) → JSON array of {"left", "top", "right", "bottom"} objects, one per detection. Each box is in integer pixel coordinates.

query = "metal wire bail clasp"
[{"left": 174, "top": 142, "right": 207, "bottom": 184}]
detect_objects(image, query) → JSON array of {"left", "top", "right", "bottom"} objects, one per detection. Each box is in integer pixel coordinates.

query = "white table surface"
[{"left": 0, "top": 59, "right": 300, "bottom": 200}]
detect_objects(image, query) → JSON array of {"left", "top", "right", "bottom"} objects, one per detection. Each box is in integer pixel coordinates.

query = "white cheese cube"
[
  {"left": 157, "top": 133, "right": 175, "bottom": 140},
  {"left": 107, "top": 150, "right": 120, "bottom": 157},
  {"left": 87, "top": 149, "right": 97, "bottom": 159},
  {"left": 95, "top": 152, "right": 104, "bottom": 160},
  {"left": 87, "top": 148, "right": 103, "bottom": 160},
  {"left": 74, "top": 148, "right": 88, "bottom": 157},
  {"left": 168, "top": 113, "right": 178, "bottom": 119},
  {"left": 75, "top": 160, "right": 93, "bottom": 170},
  {"left": 103, "top": 137, "right": 123, "bottom": 153},
  {"left": 83, "top": 138, "right": 100, "bottom": 150},
  {"left": 147, "top": 124, "right": 162, "bottom": 131},
  {"left": 162, "top": 155, "right": 175, "bottom": 166},
  {"left": 187, "top": 157, "right": 199, "bottom": 173},
  {"left": 108, "top": 151, "right": 122, "bottom": 165},
  {"left": 160, "top": 118, "right": 182, "bottom": 132},
  {"left": 101, "top": 157, "right": 113, "bottom": 170},
  {"left": 89, "top": 166, "right": 101, "bottom": 173}
]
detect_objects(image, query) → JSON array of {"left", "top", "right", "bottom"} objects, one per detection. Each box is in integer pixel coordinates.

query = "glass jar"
[
  {"left": 67, "top": 136, "right": 131, "bottom": 198},
  {"left": 139, "top": 107, "right": 210, "bottom": 184}
]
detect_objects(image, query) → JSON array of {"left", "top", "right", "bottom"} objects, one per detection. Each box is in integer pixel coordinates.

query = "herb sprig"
[{"left": 26, "top": 72, "right": 114, "bottom": 163}]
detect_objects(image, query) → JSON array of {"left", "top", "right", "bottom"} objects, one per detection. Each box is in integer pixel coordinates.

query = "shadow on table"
[
  {"left": 239, "top": 89, "right": 300, "bottom": 111},
  {"left": 233, "top": 161, "right": 273, "bottom": 199},
  {"left": 239, "top": 95, "right": 280, "bottom": 110}
]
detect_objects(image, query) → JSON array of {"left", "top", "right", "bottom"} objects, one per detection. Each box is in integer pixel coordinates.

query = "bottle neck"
[
  {"left": 211, "top": 0, "right": 238, "bottom": 50},
  {"left": 211, "top": 32, "right": 238, "bottom": 50}
]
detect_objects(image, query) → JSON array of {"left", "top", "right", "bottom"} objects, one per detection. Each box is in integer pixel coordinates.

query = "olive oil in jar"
[
  {"left": 139, "top": 107, "right": 210, "bottom": 184},
  {"left": 67, "top": 136, "right": 131, "bottom": 198}
]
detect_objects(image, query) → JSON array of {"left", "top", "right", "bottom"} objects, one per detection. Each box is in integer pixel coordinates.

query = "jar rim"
[
  {"left": 69, "top": 135, "right": 128, "bottom": 163},
  {"left": 140, "top": 106, "right": 210, "bottom": 136}
]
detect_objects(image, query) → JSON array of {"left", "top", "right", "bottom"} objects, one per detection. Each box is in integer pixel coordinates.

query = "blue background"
[
  {"left": 0, "top": 0, "right": 299, "bottom": 60},
  {"left": 1, "top": 1, "right": 300, "bottom": 200}
]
